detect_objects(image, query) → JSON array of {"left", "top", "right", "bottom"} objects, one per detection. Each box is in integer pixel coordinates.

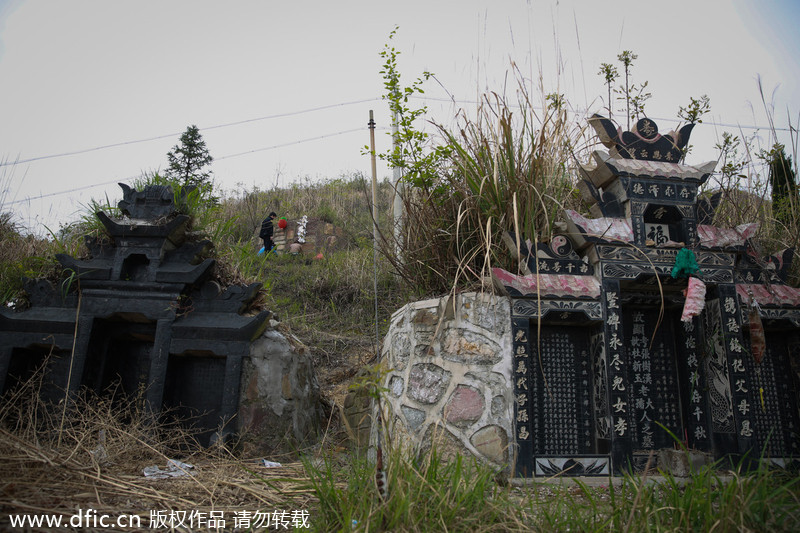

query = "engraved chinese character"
[
  {"left": 516, "top": 393, "right": 528, "bottom": 407},
  {"left": 552, "top": 262, "right": 562, "bottom": 273},
  {"left": 695, "top": 426, "right": 707, "bottom": 440},
  {"left": 517, "top": 410, "right": 529, "bottom": 423},
  {"left": 654, "top": 206, "right": 668, "bottom": 219},
  {"left": 515, "top": 360, "right": 527, "bottom": 374},
  {"left": 613, "top": 397, "right": 627, "bottom": 413},
  {"left": 606, "top": 292, "right": 619, "bottom": 309},
  {"left": 680, "top": 186, "right": 690, "bottom": 198},
  {"left": 653, "top": 150, "right": 662, "bottom": 160},
  {"left": 609, "top": 333, "right": 623, "bottom": 350},
  {"left": 735, "top": 379, "right": 748, "bottom": 393},
  {"left": 724, "top": 297, "right": 736, "bottom": 314},
  {"left": 612, "top": 376, "right": 626, "bottom": 391},
  {"left": 740, "top": 420, "right": 753, "bottom": 437},
  {"left": 738, "top": 399, "right": 750, "bottom": 415},
  {"left": 516, "top": 376, "right": 528, "bottom": 390},
  {"left": 634, "top": 312, "right": 645, "bottom": 323},
  {"left": 685, "top": 337, "right": 696, "bottom": 349},
  {"left": 683, "top": 320, "right": 695, "bottom": 332},
  {"left": 732, "top": 358, "right": 745, "bottom": 373},
  {"left": 691, "top": 390, "right": 702, "bottom": 404},
  {"left": 642, "top": 434, "right": 654, "bottom": 448},
  {"left": 729, "top": 338, "right": 743, "bottom": 353},
  {"left": 516, "top": 345, "right": 528, "bottom": 357},
  {"left": 608, "top": 312, "right": 620, "bottom": 329},
  {"left": 690, "top": 371, "right": 699, "bottom": 386},
  {"left": 610, "top": 353, "right": 623, "bottom": 370},
  {"left": 580, "top": 262, "right": 589, "bottom": 273},
  {"left": 538, "top": 261, "right": 549, "bottom": 272},
  {"left": 725, "top": 318, "right": 740, "bottom": 333},
  {"left": 518, "top": 426, "right": 530, "bottom": 440},
  {"left": 633, "top": 182, "right": 644, "bottom": 195},
  {"left": 614, "top": 417, "right": 628, "bottom": 436},
  {"left": 649, "top": 184, "right": 660, "bottom": 197},
  {"left": 646, "top": 224, "right": 668, "bottom": 245},
  {"left": 693, "top": 406, "right": 703, "bottom": 421},
  {"left": 664, "top": 186, "right": 674, "bottom": 197},
  {"left": 514, "top": 330, "right": 528, "bottom": 342}
]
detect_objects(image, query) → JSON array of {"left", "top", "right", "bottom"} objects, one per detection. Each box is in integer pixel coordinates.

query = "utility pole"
[{"left": 368, "top": 111, "right": 380, "bottom": 352}]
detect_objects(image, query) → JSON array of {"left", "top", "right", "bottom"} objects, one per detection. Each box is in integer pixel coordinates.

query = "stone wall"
[{"left": 379, "top": 292, "right": 513, "bottom": 468}]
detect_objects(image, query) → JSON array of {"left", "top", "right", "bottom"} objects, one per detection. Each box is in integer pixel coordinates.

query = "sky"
[{"left": 1, "top": 0, "right": 798, "bottom": 235}]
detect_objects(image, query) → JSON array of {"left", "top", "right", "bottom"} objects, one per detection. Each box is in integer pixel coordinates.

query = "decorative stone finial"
[{"left": 588, "top": 114, "right": 694, "bottom": 163}]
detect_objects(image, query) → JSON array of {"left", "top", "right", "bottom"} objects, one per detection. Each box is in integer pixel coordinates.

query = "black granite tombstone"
[
  {"left": 0, "top": 184, "right": 272, "bottom": 444},
  {"left": 495, "top": 116, "right": 800, "bottom": 476}
]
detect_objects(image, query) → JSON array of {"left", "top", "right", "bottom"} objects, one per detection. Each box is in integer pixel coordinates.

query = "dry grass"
[{"left": 0, "top": 361, "right": 319, "bottom": 530}]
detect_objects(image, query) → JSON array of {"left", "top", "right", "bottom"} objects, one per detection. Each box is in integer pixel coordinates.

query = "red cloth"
[{"left": 681, "top": 277, "right": 706, "bottom": 322}]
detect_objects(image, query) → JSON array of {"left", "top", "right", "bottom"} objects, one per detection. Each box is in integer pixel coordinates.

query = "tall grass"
[{"left": 382, "top": 69, "right": 587, "bottom": 295}]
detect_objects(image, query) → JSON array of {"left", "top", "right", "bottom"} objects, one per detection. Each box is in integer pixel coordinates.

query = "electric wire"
[
  {"left": 412, "top": 95, "right": 794, "bottom": 132},
  {"left": 6, "top": 90, "right": 792, "bottom": 207},
  {"left": 7, "top": 126, "right": 389, "bottom": 206},
  {"left": 0, "top": 97, "right": 382, "bottom": 168}
]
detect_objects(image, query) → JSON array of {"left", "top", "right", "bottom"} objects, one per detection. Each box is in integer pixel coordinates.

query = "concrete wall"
[{"left": 238, "top": 326, "right": 323, "bottom": 453}]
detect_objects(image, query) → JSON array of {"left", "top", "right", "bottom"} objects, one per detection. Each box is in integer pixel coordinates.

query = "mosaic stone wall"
[{"left": 379, "top": 292, "right": 514, "bottom": 467}]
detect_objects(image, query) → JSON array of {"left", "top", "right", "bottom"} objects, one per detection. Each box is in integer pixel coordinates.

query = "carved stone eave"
[
  {"left": 579, "top": 151, "right": 716, "bottom": 188},
  {"left": 96, "top": 211, "right": 190, "bottom": 245},
  {"left": 171, "top": 309, "right": 273, "bottom": 344}
]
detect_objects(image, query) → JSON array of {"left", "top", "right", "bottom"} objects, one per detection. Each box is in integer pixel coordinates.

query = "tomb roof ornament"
[
  {"left": 588, "top": 114, "right": 694, "bottom": 163},
  {"left": 117, "top": 182, "right": 198, "bottom": 221}
]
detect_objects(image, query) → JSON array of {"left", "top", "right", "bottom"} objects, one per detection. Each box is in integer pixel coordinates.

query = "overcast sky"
[{"left": 1, "top": 0, "right": 798, "bottom": 234}]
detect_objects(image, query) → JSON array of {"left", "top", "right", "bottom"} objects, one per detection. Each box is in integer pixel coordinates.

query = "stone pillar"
[
  {"left": 630, "top": 201, "right": 646, "bottom": 247},
  {"left": 511, "top": 316, "right": 533, "bottom": 476},
  {"left": 676, "top": 315, "right": 713, "bottom": 451},
  {"left": 65, "top": 314, "right": 95, "bottom": 396},
  {"left": 716, "top": 284, "right": 757, "bottom": 461},
  {"left": 145, "top": 318, "right": 174, "bottom": 414},
  {"left": 217, "top": 353, "right": 243, "bottom": 441},
  {"left": 601, "top": 279, "right": 633, "bottom": 473}
]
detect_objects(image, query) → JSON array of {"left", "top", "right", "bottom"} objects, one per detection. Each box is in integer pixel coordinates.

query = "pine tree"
[{"left": 166, "top": 125, "right": 213, "bottom": 192}]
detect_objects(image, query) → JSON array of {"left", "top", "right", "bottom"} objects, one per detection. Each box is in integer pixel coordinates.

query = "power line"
[
  {"left": 215, "top": 127, "right": 366, "bottom": 161},
  {"left": 7, "top": 126, "right": 378, "bottom": 205},
  {"left": 413, "top": 95, "right": 794, "bottom": 133},
  {"left": 1, "top": 97, "right": 382, "bottom": 168},
  {"left": 7, "top": 177, "right": 129, "bottom": 205}
]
